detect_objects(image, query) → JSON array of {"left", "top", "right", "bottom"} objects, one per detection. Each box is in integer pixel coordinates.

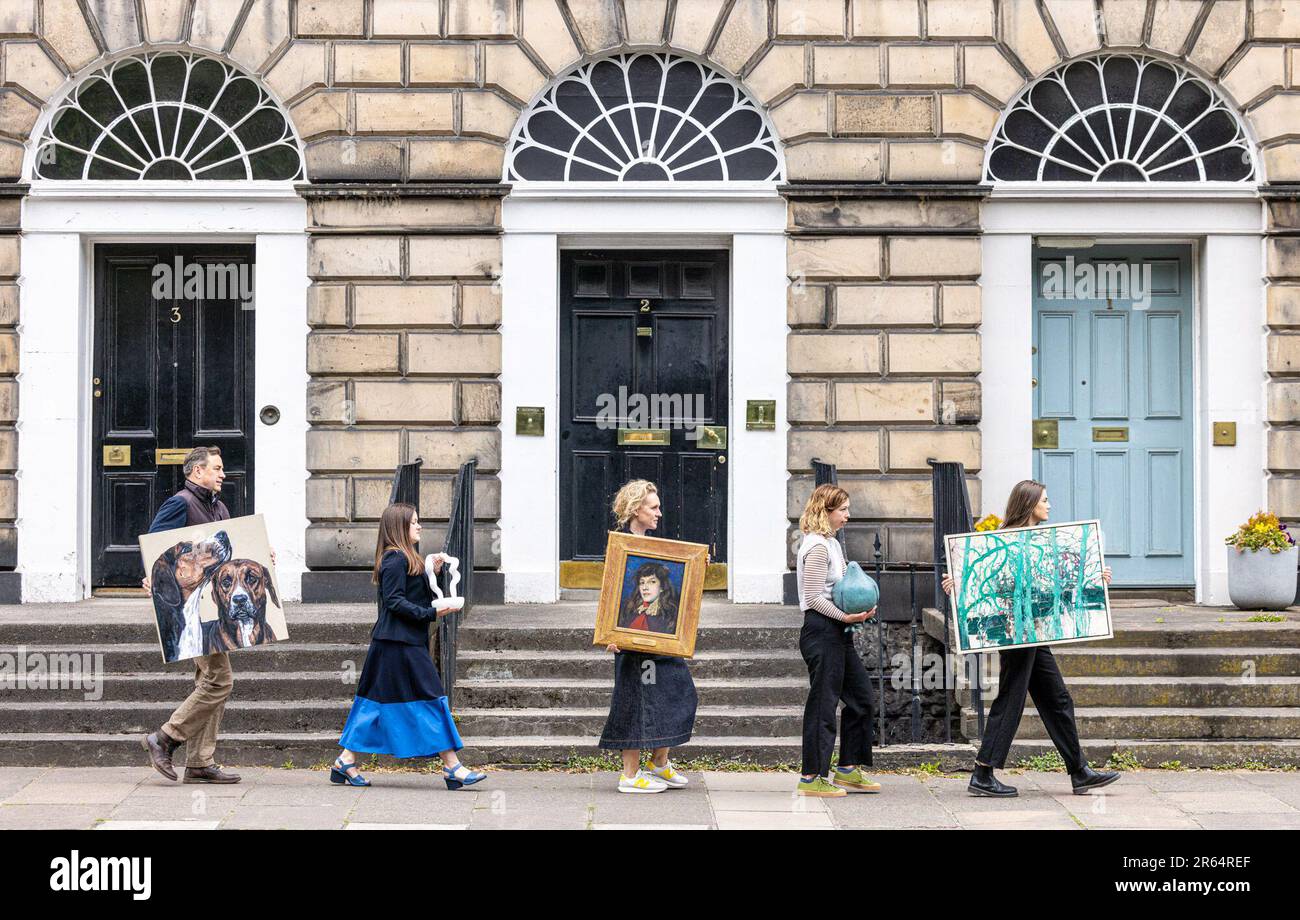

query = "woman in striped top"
[{"left": 794, "top": 484, "right": 881, "bottom": 797}]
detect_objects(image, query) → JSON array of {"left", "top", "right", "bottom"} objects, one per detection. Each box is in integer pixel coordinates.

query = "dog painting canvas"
[{"left": 139, "top": 514, "right": 288, "bottom": 663}]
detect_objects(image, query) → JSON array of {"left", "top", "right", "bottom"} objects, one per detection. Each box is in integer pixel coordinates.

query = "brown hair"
[
  {"left": 612, "top": 479, "right": 658, "bottom": 528},
  {"left": 372, "top": 502, "right": 425, "bottom": 584},
  {"left": 1002, "top": 479, "right": 1047, "bottom": 530},
  {"left": 799, "top": 484, "right": 850, "bottom": 536},
  {"left": 183, "top": 446, "right": 222, "bottom": 477}
]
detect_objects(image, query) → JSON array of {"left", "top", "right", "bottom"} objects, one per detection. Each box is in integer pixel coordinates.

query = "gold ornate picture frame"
[{"left": 593, "top": 531, "right": 707, "bottom": 658}]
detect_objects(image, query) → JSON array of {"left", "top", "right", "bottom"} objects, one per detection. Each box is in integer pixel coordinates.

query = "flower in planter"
[{"left": 1225, "top": 511, "right": 1297, "bottom": 554}]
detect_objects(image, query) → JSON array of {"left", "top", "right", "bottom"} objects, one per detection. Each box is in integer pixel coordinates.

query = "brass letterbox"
[
  {"left": 617, "top": 428, "right": 671, "bottom": 446},
  {"left": 155, "top": 448, "right": 191, "bottom": 465},
  {"left": 1092, "top": 427, "right": 1129, "bottom": 442}
]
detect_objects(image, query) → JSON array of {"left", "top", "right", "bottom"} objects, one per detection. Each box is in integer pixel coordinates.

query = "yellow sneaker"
[
  {"left": 796, "top": 775, "right": 847, "bottom": 797},
  {"left": 650, "top": 762, "right": 689, "bottom": 788},
  {"left": 832, "top": 766, "right": 882, "bottom": 793},
  {"left": 618, "top": 770, "right": 668, "bottom": 794}
]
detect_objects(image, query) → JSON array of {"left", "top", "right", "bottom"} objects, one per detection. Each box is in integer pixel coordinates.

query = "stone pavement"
[{"left": 1, "top": 765, "right": 1298, "bottom": 829}]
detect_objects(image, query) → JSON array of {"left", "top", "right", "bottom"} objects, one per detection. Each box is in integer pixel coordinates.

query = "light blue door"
[{"left": 1032, "top": 243, "right": 1194, "bottom": 586}]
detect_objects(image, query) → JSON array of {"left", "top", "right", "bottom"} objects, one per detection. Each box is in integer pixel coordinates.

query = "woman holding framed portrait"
[
  {"left": 598, "top": 480, "right": 699, "bottom": 794},
  {"left": 795, "top": 484, "right": 881, "bottom": 797}
]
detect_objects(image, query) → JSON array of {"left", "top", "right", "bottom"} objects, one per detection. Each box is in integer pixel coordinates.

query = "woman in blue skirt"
[
  {"left": 598, "top": 479, "right": 699, "bottom": 794},
  {"left": 332, "top": 502, "right": 486, "bottom": 791}
]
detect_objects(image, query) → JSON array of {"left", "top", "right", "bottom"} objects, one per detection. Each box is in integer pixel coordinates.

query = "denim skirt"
[{"left": 598, "top": 651, "right": 698, "bottom": 750}]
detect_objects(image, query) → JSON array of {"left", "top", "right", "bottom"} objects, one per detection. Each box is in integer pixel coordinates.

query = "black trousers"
[
  {"left": 976, "top": 646, "right": 1086, "bottom": 772},
  {"left": 799, "top": 611, "right": 874, "bottom": 776}
]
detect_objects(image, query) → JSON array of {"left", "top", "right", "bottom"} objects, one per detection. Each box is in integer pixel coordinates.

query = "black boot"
[
  {"left": 968, "top": 764, "right": 1018, "bottom": 797},
  {"left": 1071, "top": 765, "right": 1120, "bottom": 794}
]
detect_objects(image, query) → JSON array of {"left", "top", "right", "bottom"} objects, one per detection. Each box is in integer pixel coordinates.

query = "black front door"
[
  {"left": 560, "top": 249, "right": 728, "bottom": 567},
  {"left": 92, "top": 244, "right": 255, "bottom": 588}
]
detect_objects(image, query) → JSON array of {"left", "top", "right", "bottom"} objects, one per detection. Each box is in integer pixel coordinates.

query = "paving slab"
[
  {"left": 0, "top": 803, "right": 107, "bottom": 828},
  {"left": 220, "top": 805, "right": 352, "bottom": 830},
  {"left": 98, "top": 820, "right": 221, "bottom": 830},
  {"left": 954, "top": 809, "right": 1080, "bottom": 829},
  {"left": 714, "top": 809, "right": 835, "bottom": 829},
  {"left": 1154, "top": 789, "right": 1298, "bottom": 814}
]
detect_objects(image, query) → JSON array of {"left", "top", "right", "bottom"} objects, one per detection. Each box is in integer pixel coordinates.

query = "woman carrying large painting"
[
  {"left": 942, "top": 479, "right": 1118, "bottom": 798},
  {"left": 598, "top": 479, "right": 699, "bottom": 794},
  {"left": 794, "top": 484, "right": 882, "bottom": 797}
]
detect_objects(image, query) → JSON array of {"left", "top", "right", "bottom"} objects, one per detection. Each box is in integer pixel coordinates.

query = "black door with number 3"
[
  {"left": 560, "top": 249, "right": 728, "bottom": 565},
  {"left": 91, "top": 244, "right": 255, "bottom": 588}
]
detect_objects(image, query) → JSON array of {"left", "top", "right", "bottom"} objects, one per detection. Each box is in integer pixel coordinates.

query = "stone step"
[
  {"left": 958, "top": 676, "right": 1300, "bottom": 708},
  {"left": 1004, "top": 738, "right": 1300, "bottom": 769},
  {"left": 962, "top": 706, "right": 1300, "bottom": 740},
  {"left": 1051, "top": 647, "right": 1300, "bottom": 677},
  {"left": 453, "top": 706, "right": 807, "bottom": 738},
  {"left": 7, "top": 643, "right": 371, "bottom": 673},
  {"left": 455, "top": 677, "right": 807, "bottom": 709},
  {"left": 0, "top": 671, "right": 809, "bottom": 707},
  {"left": 0, "top": 700, "right": 807, "bottom": 737},
  {"left": 0, "top": 732, "right": 975, "bottom": 770},
  {"left": 458, "top": 649, "right": 807, "bottom": 680},
  {"left": 456, "top": 624, "right": 801, "bottom": 652}
]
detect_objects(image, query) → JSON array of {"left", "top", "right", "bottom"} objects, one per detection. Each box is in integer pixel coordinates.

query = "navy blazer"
[{"left": 373, "top": 549, "right": 438, "bottom": 645}]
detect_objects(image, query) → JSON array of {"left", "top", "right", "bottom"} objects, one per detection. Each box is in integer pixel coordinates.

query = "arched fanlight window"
[
  {"left": 985, "top": 54, "right": 1255, "bottom": 182},
  {"left": 506, "top": 52, "right": 782, "bottom": 182},
  {"left": 32, "top": 51, "right": 303, "bottom": 181}
]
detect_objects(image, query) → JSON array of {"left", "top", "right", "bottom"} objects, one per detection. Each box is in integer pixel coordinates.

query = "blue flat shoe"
[
  {"left": 443, "top": 764, "right": 486, "bottom": 790},
  {"left": 330, "top": 756, "right": 370, "bottom": 787}
]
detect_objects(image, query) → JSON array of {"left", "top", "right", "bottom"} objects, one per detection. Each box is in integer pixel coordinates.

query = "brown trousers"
[{"left": 161, "top": 652, "right": 233, "bottom": 767}]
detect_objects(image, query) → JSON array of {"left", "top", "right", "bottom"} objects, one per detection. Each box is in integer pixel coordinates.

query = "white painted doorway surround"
[
  {"left": 500, "top": 183, "right": 788, "bottom": 603},
  {"left": 17, "top": 182, "right": 309, "bottom": 601},
  {"left": 980, "top": 186, "right": 1267, "bottom": 604}
]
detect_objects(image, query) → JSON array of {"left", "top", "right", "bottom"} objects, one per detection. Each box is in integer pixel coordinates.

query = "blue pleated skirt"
[{"left": 338, "top": 638, "right": 463, "bottom": 759}]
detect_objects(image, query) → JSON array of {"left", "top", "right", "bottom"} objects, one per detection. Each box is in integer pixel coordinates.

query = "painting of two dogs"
[{"left": 143, "top": 515, "right": 284, "bottom": 663}]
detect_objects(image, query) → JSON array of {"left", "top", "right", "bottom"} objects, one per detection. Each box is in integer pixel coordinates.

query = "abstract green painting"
[{"left": 945, "top": 520, "right": 1112, "bottom": 655}]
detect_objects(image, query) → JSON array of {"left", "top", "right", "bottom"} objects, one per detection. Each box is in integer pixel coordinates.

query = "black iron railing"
[{"left": 387, "top": 456, "right": 476, "bottom": 708}]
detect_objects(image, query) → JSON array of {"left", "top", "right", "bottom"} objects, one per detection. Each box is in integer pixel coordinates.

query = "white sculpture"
[{"left": 425, "top": 552, "right": 465, "bottom": 612}]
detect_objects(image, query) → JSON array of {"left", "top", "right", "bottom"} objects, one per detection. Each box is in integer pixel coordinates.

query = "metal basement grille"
[
  {"left": 34, "top": 51, "right": 303, "bottom": 181},
  {"left": 506, "top": 51, "right": 783, "bottom": 181},
  {"left": 986, "top": 53, "right": 1255, "bottom": 182}
]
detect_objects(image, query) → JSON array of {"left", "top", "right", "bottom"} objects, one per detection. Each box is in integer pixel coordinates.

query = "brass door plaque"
[
  {"left": 1032, "top": 419, "right": 1058, "bottom": 449},
  {"left": 696, "top": 425, "right": 727, "bottom": 450},
  {"left": 516, "top": 406, "right": 544, "bottom": 436},
  {"left": 1213, "top": 421, "right": 1237, "bottom": 446},
  {"left": 155, "top": 448, "right": 192, "bottom": 465},
  {"left": 103, "top": 445, "right": 131, "bottom": 466},
  {"left": 1092, "top": 427, "right": 1129, "bottom": 442},
  {"left": 617, "top": 428, "right": 670, "bottom": 446},
  {"left": 746, "top": 399, "right": 776, "bottom": 430}
]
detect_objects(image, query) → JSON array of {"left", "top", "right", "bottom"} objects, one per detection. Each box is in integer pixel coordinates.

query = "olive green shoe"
[
  {"left": 832, "top": 766, "right": 882, "bottom": 793},
  {"left": 796, "top": 775, "right": 847, "bottom": 797}
]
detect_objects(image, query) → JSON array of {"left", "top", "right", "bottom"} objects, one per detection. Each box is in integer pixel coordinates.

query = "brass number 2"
[
  {"left": 639, "top": 299, "right": 650, "bottom": 312},
  {"left": 170, "top": 306, "right": 181, "bottom": 324}
]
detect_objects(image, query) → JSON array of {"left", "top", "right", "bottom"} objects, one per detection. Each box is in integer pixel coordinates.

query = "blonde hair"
[
  {"left": 612, "top": 479, "right": 658, "bottom": 528},
  {"left": 800, "top": 484, "right": 850, "bottom": 536}
]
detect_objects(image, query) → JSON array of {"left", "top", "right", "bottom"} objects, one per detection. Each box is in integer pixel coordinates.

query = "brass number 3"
[{"left": 170, "top": 306, "right": 181, "bottom": 323}]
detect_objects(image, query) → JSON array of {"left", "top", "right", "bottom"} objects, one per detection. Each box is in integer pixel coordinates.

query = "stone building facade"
[{"left": 0, "top": 0, "right": 1296, "bottom": 606}]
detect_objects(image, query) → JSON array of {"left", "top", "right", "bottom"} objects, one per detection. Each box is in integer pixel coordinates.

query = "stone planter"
[{"left": 1227, "top": 544, "right": 1299, "bottom": 610}]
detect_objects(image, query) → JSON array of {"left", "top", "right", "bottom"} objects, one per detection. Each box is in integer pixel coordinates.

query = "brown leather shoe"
[
  {"left": 142, "top": 730, "right": 180, "bottom": 781},
  {"left": 183, "top": 765, "right": 242, "bottom": 784}
]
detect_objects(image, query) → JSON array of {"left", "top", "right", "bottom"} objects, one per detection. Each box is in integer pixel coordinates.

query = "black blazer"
[{"left": 372, "top": 549, "right": 438, "bottom": 645}]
